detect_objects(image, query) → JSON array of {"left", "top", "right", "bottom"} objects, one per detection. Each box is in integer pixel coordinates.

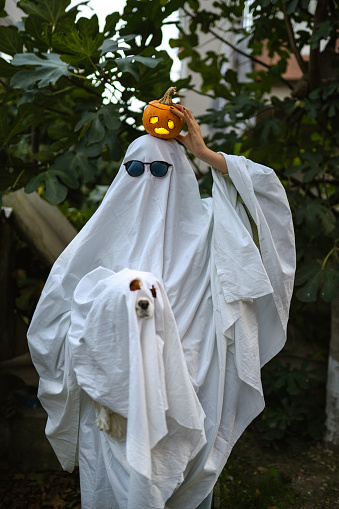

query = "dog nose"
[{"left": 138, "top": 299, "right": 149, "bottom": 309}]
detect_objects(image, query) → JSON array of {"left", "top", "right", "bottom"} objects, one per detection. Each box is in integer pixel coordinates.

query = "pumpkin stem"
[{"left": 158, "top": 87, "right": 177, "bottom": 105}]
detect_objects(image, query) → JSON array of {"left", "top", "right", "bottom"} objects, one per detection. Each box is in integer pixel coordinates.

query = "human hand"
[
  {"left": 170, "top": 104, "right": 228, "bottom": 174},
  {"left": 169, "top": 104, "right": 206, "bottom": 159}
]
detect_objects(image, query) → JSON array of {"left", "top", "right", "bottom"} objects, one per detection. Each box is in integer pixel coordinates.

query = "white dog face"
[
  {"left": 130, "top": 278, "right": 156, "bottom": 319},
  {"left": 136, "top": 297, "right": 154, "bottom": 318}
]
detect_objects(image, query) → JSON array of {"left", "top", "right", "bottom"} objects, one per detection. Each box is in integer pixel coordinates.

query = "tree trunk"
[
  {"left": 324, "top": 296, "right": 339, "bottom": 446},
  {"left": 0, "top": 214, "right": 16, "bottom": 361}
]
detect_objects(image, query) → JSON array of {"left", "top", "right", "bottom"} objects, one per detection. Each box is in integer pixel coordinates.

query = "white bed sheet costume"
[{"left": 27, "top": 134, "right": 296, "bottom": 509}]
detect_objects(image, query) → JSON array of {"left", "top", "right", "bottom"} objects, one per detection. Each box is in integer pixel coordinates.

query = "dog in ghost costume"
[
  {"left": 67, "top": 265, "right": 206, "bottom": 508},
  {"left": 94, "top": 276, "right": 156, "bottom": 441},
  {"left": 131, "top": 277, "right": 155, "bottom": 319},
  {"left": 27, "top": 134, "right": 295, "bottom": 509}
]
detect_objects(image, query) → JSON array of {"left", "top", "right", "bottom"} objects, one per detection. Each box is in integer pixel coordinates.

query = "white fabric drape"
[{"left": 27, "top": 135, "right": 295, "bottom": 509}]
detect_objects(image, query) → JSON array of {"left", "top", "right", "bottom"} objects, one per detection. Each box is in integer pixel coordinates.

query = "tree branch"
[
  {"left": 67, "top": 77, "right": 102, "bottom": 97},
  {"left": 182, "top": 7, "right": 294, "bottom": 90},
  {"left": 309, "top": 0, "right": 328, "bottom": 90},
  {"left": 0, "top": 78, "right": 12, "bottom": 91},
  {"left": 0, "top": 79, "right": 75, "bottom": 115},
  {"left": 281, "top": 2, "right": 308, "bottom": 75}
]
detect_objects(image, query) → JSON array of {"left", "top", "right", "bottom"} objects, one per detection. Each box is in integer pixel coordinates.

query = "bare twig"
[
  {"left": 182, "top": 7, "right": 294, "bottom": 90},
  {"left": 281, "top": 2, "right": 308, "bottom": 74}
]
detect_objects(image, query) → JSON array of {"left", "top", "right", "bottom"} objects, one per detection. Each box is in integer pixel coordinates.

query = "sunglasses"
[{"left": 124, "top": 160, "right": 171, "bottom": 178}]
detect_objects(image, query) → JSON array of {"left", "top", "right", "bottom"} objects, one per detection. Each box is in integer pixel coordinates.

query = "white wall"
[{"left": 1, "top": 0, "right": 24, "bottom": 25}]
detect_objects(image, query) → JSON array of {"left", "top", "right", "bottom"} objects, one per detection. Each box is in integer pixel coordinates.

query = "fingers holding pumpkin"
[
  {"left": 170, "top": 104, "right": 228, "bottom": 174},
  {"left": 169, "top": 106, "right": 204, "bottom": 151},
  {"left": 170, "top": 105, "right": 194, "bottom": 124},
  {"left": 172, "top": 106, "right": 202, "bottom": 137}
]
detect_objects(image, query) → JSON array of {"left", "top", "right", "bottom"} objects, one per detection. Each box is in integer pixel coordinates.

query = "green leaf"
[
  {"left": 10, "top": 53, "right": 73, "bottom": 89},
  {"left": 99, "top": 104, "right": 121, "bottom": 130},
  {"left": 316, "top": 206, "right": 336, "bottom": 236},
  {"left": 133, "top": 55, "right": 162, "bottom": 68},
  {"left": 77, "top": 138, "right": 103, "bottom": 158},
  {"left": 45, "top": 175, "right": 68, "bottom": 204},
  {"left": 55, "top": 151, "right": 97, "bottom": 184},
  {"left": 295, "top": 271, "right": 322, "bottom": 302},
  {"left": 287, "top": 377, "right": 300, "bottom": 396},
  {"left": 116, "top": 57, "right": 140, "bottom": 80},
  {"left": 33, "top": 150, "right": 55, "bottom": 163},
  {"left": 320, "top": 268, "right": 339, "bottom": 302},
  {"left": 7, "top": 103, "right": 33, "bottom": 141},
  {"left": 0, "top": 26, "right": 23, "bottom": 56},
  {"left": 18, "top": 0, "right": 73, "bottom": 25},
  {"left": 67, "top": 152, "right": 97, "bottom": 183},
  {"left": 47, "top": 122, "right": 73, "bottom": 140},
  {"left": 48, "top": 154, "right": 79, "bottom": 189},
  {"left": 116, "top": 55, "right": 162, "bottom": 79},
  {"left": 258, "top": 118, "right": 280, "bottom": 143},
  {"left": 286, "top": 0, "right": 298, "bottom": 14},
  {"left": 296, "top": 266, "right": 339, "bottom": 303},
  {"left": 310, "top": 20, "right": 333, "bottom": 49},
  {"left": 75, "top": 107, "right": 117, "bottom": 145},
  {"left": 294, "top": 261, "right": 321, "bottom": 286},
  {"left": 25, "top": 15, "right": 51, "bottom": 49},
  {"left": 103, "top": 12, "right": 120, "bottom": 36},
  {"left": 100, "top": 34, "right": 136, "bottom": 56},
  {"left": 0, "top": 104, "right": 32, "bottom": 143},
  {"left": 0, "top": 57, "right": 20, "bottom": 78},
  {"left": 295, "top": 199, "right": 335, "bottom": 237},
  {"left": 74, "top": 111, "right": 97, "bottom": 132},
  {"left": 17, "top": 89, "right": 41, "bottom": 107},
  {"left": 100, "top": 39, "right": 120, "bottom": 55},
  {"left": 105, "top": 131, "right": 122, "bottom": 161},
  {"left": 86, "top": 116, "right": 106, "bottom": 144},
  {"left": 25, "top": 173, "right": 68, "bottom": 204},
  {"left": 24, "top": 151, "right": 83, "bottom": 204},
  {"left": 52, "top": 16, "right": 104, "bottom": 61}
]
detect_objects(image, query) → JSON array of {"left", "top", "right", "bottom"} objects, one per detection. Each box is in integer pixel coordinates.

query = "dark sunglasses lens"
[
  {"left": 125, "top": 161, "right": 144, "bottom": 177},
  {"left": 150, "top": 162, "right": 169, "bottom": 177}
]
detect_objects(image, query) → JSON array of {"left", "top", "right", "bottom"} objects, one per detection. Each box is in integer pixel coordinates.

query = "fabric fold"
[
  {"left": 68, "top": 267, "right": 206, "bottom": 493},
  {"left": 27, "top": 135, "right": 296, "bottom": 509}
]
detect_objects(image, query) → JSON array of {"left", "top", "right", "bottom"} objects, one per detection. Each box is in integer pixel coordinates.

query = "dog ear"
[
  {"left": 150, "top": 285, "right": 157, "bottom": 298},
  {"left": 130, "top": 279, "right": 142, "bottom": 291}
]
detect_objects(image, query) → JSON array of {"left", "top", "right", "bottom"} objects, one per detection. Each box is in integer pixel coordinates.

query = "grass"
[
  {"left": 211, "top": 424, "right": 339, "bottom": 509},
  {"left": 216, "top": 463, "right": 301, "bottom": 508}
]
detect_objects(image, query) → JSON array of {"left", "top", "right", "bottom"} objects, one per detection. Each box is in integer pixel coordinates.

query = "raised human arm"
[{"left": 170, "top": 104, "right": 228, "bottom": 174}]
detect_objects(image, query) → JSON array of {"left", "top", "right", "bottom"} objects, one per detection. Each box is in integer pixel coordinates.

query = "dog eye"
[
  {"left": 130, "top": 279, "right": 141, "bottom": 291},
  {"left": 150, "top": 285, "right": 157, "bottom": 298}
]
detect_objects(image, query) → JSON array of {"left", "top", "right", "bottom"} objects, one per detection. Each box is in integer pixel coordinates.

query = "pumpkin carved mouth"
[
  {"left": 142, "top": 87, "right": 185, "bottom": 140},
  {"left": 154, "top": 128, "right": 170, "bottom": 135}
]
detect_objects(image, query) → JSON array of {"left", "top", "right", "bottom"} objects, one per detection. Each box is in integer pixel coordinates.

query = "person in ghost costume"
[{"left": 27, "top": 105, "right": 295, "bottom": 509}]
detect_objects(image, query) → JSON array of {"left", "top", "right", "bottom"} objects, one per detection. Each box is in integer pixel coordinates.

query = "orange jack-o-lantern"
[{"left": 142, "top": 87, "right": 185, "bottom": 140}]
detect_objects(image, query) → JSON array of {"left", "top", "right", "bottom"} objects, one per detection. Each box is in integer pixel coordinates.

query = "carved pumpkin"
[{"left": 142, "top": 87, "right": 185, "bottom": 140}]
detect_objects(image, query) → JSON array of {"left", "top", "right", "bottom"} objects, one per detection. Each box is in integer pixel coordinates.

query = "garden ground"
[{"left": 0, "top": 425, "right": 338, "bottom": 509}]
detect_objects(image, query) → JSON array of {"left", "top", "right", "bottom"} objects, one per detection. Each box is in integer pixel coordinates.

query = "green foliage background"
[
  {"left": 0, "top": 0, "right": 338, "bottom": 444},
  {"left": 0, "top": 0, "right": 187, "bottom": 206},
  {"left": 1, "top": 0, "right": 337, "bottom": 305}
]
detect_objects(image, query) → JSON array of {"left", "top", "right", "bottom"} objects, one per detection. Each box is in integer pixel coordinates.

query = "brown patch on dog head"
[
  {"left": 130, "top": 279, "right": 141, "bottom": 291},
  {"left": 150, "top": 285, "right": 157, "bottom": 298}
]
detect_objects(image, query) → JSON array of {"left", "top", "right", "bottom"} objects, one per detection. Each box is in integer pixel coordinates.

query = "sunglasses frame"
[{"left": 124, "top": 160, "right": 172, "bottom": 178}]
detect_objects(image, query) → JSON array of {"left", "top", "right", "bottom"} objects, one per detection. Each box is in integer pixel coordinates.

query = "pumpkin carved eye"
[{"left": 142, "top": 87, "right": 185, "bottom": 140}]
